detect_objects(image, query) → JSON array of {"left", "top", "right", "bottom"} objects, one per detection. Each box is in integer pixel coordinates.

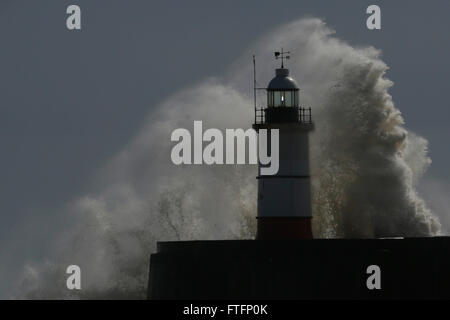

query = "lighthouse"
[{"left": 253, "top": 50, "right": 314, "bottom": 240}]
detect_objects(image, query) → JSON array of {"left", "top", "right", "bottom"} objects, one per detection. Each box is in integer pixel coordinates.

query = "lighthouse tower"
[{"left": 253, "top": 50, "right": 314, "bottom": 240}]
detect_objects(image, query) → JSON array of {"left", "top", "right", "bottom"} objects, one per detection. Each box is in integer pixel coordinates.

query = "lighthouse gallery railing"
[{"left": 254, "top": 107, "right": 312, "bottom": 125}]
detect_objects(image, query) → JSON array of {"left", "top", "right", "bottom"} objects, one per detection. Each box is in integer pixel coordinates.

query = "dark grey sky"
[{"left": 0, "top": 0, "right": 449, "bottom": 295}]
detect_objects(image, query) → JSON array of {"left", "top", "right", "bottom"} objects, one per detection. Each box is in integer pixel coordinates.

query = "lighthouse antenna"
[{"left": 253, "top": 55, "right": 257, "bottom": 122}]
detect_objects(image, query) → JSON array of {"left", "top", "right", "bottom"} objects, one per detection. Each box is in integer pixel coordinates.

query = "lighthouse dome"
[{"left": 267, "top": 68, "right": 299, "bottom": 90}]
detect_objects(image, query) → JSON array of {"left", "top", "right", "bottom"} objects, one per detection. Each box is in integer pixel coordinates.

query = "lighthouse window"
[
  {"left": 273, "top": 91, "right": 281, "bottom": 107},
  {"left": 268, "top": 91, "right": 273, "bottom": 107},
  {"left": 268, "top": 90, "right": 299, "bottom": 107},
  {"left": 285, "top": 92, "right": 292, "bottom": 107}
]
